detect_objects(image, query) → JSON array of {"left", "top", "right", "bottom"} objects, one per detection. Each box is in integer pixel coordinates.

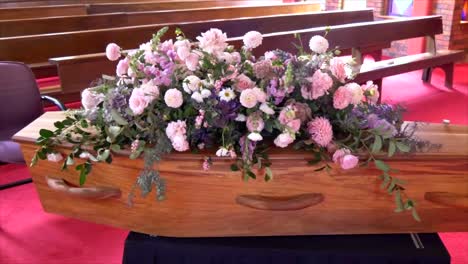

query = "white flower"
[
  {"left": 200, "top": 89, "right": 212, "bottom": 98},
  {"left": 243, "top": 31, "right": 263, "bottom": 49},
  {"left": 164, "top": 88, "right": 184, "bottom": 108},
  {"left": 259, "top": 103, "right": 275, "bottom": 115},
  {"left": 218, "top": 52, "right": 233, "bottom": 64},
  {"left": 79, "top": 152, "right": 91, "bottom": 159},
  {"left": 216, "top": 147, "right": 230, "bottom": 157},
  {"left": 182, "top": 75, "right": 201, "bottom": 94},
  {"left": 235, "top": 114, "right": 246, "bottom": 122},
  {"left": 47, "top": 153, "right": 63, "bottom": 162},
  {"left": 309, "top": 35, "right": 329, "bottom": 54},
  {"left": 219, "top": 88, "right": 236, "bottom": 102},
  {"left": 248, "top": 132, "right": 263, "bottom": 142},
  {"left": 81, "top": 88, "right": 103, "bottom": 110},
  {"left": 191, "top": 91, "right": 204, "bottom": 103}
]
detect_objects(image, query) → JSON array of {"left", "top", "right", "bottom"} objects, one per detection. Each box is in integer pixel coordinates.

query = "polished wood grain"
[
  {"left": 0, "top": 4, "right": 86, "bottom": 20},
  {"left": 0, "top": 2, "right": 321, "bottom": 37},
  {"left": 12, "top": 112, "right": 468, "bottom": 236}
]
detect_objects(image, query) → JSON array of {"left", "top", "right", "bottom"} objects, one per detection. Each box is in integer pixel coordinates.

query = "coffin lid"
[{"left": 13, "top": 112, "right": 468, "bottom": 160}]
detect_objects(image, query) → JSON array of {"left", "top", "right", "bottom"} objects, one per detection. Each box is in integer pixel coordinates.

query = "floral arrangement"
[{"left": 33, "top": 27, "right": 429, "bottom": 221}]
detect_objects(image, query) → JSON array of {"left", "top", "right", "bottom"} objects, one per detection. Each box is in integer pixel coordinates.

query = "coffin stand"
[{"left": 13, "top": 112, "right": 468, "bottom": 237}]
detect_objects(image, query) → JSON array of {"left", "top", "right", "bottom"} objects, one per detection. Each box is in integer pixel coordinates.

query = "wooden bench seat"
[{"left": 0, "top": 2, "right": 320, "bottom": 36}]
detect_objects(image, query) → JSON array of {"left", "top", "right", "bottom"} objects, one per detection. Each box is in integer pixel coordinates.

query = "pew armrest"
[{"left": 41, "top": 95, "right": 67, "bottom": 111}]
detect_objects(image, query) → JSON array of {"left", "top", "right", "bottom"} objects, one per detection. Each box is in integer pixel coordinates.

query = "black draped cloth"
[{"left": 123, "top": 232, "right": 450, "bottom": 264}]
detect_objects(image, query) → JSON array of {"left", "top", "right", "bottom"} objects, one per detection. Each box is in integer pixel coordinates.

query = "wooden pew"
[
  {"left": 0, "top": 0, "right": 238, "bottom": 8},
  {"left": 44, "top": 10, "right": 386, "bottom": 101},
  {"left": 0, "top": 4, "right": 87, "bottom": 20},
  {"left": 49, "top": 16, "right": 463, "bottom": 103},
  {"left": 0, "top": 2, "right": 321, "bottom": 36},
  {"left": 0, "top": 1, "right": 280, "bottom": 20}
]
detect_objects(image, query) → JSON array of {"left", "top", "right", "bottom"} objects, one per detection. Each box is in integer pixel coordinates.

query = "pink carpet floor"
[{"left": 1, "top": 63, "right": 467, "bottom": 263}]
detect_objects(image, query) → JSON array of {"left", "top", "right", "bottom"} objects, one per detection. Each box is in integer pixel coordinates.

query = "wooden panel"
[
  {"left": 87, "top": 0, "right": 279, "bottom": 14},
  {"left": 1, "top": 9, "right": 374, "bottom": 64},
  {"left": 0, "top": 2, "right": 321, "bottom": 37},
  {"left": 12, "top": 112, "right": 468, "bottom": 236},
  {"left": 0, "top": 4, "right": 87, "bottom": 20}
]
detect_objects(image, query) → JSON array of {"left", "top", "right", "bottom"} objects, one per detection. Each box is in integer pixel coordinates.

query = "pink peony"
[
  {"left": 274, "top": 133, "right": 294, "bottom": 148},
  {"left": 309, "top": 35, "right": 329, "bottom": 54},
  {"left": 105, "top": 43, "right": 121, "bottom": 61},
  {"left": 174, "top": 39, "right": 191, "bottom": 60},
  {"left": 239, "top": 89, "right": 258, "bottom": 108},
  {"left": 196, "top": 28, "right": 228, "bottom": 55},
  {"left": 129, "top": 88, "right": 149, "bottom": 115},
  {"left": 243, "top": 31, "right": 263, "bottom": 49},
  {"left": 164, "top": 88, "right": 183, "bottom": 108},
  {"left": 116, "top": 58, "right": 129, "bottom": 77},
  {"left": 81, "top": 88, "right": 103, "bottom": 110},
  {"left": 346, "top": 82, "right": 364, "bottom": 105},
  {"left": 307, "top": 117, "right": 333, "bottom": 147},
  {"left": 171, "top": 134, "right": 189, "bottom": 152},
  {"left": 333, "top": 85, "right": 352, "bottom": 110},
  {"left": 246, "top": 113, "right": 265, "bottom": 132},
  {"left": 165, "top": 120, "right": 187, "bottom": 139},
  {"left": 330, "top": 57, "right": 347, "bottom": 83},
  {"left": 185, "top": 52, "right": 200, "bottom": 71},
  {"left": 233, "top": 74, "right": 255, "bottom": 91},
  {"left": 303, "top": 70, "right": 333, "bottom": 100}
]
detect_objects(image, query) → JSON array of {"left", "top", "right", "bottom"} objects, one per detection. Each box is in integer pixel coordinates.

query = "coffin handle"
[
  {"left": 236, "top": 193, "right": 324, "bottom": 211},
  {"left": 46, "top": 176, "right": 121, "bottom": 200},
  {"left": 424, "top": 192, "right": 468, "bottom": 209}
]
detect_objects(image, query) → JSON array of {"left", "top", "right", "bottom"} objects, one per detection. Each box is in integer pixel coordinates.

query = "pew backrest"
[
  {"left": 48, "top": 16, "right": 442, "bottom": 101},
  {"left": 1, "top": 9, "right": 374, "bottom": 64},
  {"left": 0, "top": 4, "right": 86, "bottom": 20},
  {"left": 0, "top": 2, "right": 321, "bottom": 37}
]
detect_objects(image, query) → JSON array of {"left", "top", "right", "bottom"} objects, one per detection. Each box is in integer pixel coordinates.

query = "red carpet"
[{"left": 1, "top": 63, "right": 467, "bottom": 263}]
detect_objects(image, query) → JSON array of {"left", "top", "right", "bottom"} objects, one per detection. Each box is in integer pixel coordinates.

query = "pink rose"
[
  {"left": 333, "top": 85, "right": 352, "bottom": 110},
  {"left": 286, "top": 119, "right": 301, "bottom": 133},
  {"left": 246, "top": 113, "right": 265, "bottom": 132},
  {"left": 185, "top": 52, "right": 200, "bottom": 71},
  {"left": 129, "top": 89, "right": 149, "bottom": 115},
  {"left": 252, "top": 87, "right": 267, "bottom": 103},
  {"left": 166, "top": 120, "right": 187, "bottom": 139},
  {"left": 278, "top": 106, "right": 295, "bottom": 125},
  {"left": 81, "top": 88, "right": 103, "bottom": 110},
  {"left": 234, "top": 74, "right": 255, "bottom": 91},
  {"left": 116, "top": 58, "right": 129, "bottom": 77},
  {"left": 47, "top": 152, "right": 63, "bottom": 162},
  {"left": 303, "top": 70, "right": 333, "bottom": 100},
  {"left": 345, "top": 82, "right": 364, "bottom": 105},
  {"left": 332, "top": 148, "right": 350, "bottom": 164},
  {"left": 340, "top": 154, "right": 359, "bottom": 170},
  {"left": 196, "top": 28, "right": 228, "bottom": 55},
  {"left": 274, "top": 133, "right": 294, "bottom": 148},
  {"left": 141, "top": 81, "right": 159, "bottom": 101},
  {"left": 239, "top": 89, "right": 258, "bottom": 108},
  {"left": 105, "top": 43, "right": 121, "bottom": 61},
  {"left": 243, "top": 31, "right": 263, "bottom": 49},
  {"left": 171, "top": 134, "right": 189, "bottom": 152},
  {"left": 164, "top": 88, "right": 183, "bottom": 108},
  {"left": 330, "top": 57, "right": 347, "bottom": 83}
]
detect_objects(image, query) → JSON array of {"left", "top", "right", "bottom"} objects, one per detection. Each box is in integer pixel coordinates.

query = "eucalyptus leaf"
[
  {"left": 110, "top": 109, "right": 128, "bottom": 126},
  {"left": 265, "top": 167, "right": 273, "bottom": 182},
  {"left": 412, "top": 208, "right": 421, "bottom": 222},
  {"left": 374, "top": 160, "right": 389, "bottom": 172},
  {"left": 371, "top": 135, "right": 382, "bottom": 153},
  {"left": 396, "top": 142, "right": 410, "bottom": 152},
  {"left": 388, "top": 141, "right": 396, "bottom": 157}
]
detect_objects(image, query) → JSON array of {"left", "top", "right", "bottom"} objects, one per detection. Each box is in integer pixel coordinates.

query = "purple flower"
[
  {"left": 240, "top": 136, "right": 257, "bottom": 161},
  {"left": 367, "top": 114, "right": 397, "bottom": 136},
  {"left": 212, "top": 100, "right": 240, "bottom": 128}
]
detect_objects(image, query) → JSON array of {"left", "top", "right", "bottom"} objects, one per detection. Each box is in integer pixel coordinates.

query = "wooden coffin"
[{"left": 13, "top": 112, "right": 468, "bottom": 237}]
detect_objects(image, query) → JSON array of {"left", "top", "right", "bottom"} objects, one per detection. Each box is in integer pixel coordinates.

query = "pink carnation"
[
  {"left": 246, "top": 113, "right": 265, "bottom": 132},
  {"left": 239, "top": 89, "right": 258, "bottom": 108},
  {"left": 307, "top": 117, "right": 333, "bottom": 147},
  {"left": 243, "top": 31, "right": 263, "bottom": 49},
  {"left": 309, "top": 35, "right": 329, "bottom": 54},
  {"left": 274, "top": 133, "right": 294, "bottom": 148},
  {"left": 234, "top": 74, "right": 255, "bottom": 91},
  {"left": 302, "top": 70, "right": 333, "bottom": 100},
  {"left": 333, "top": 85, "right": 352, "bottom": 110},
  {"left": 196, "top": 28, "right": 228, "bottom": 55},
  {"left": 105, "top": 43, "right": 121, "bottom": 61},
  {"left": 330, "top": 57, "right": 347, "bottom": 83},
  {"left": 164, "top": 88, "right": 183, "bottom": 108}
]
